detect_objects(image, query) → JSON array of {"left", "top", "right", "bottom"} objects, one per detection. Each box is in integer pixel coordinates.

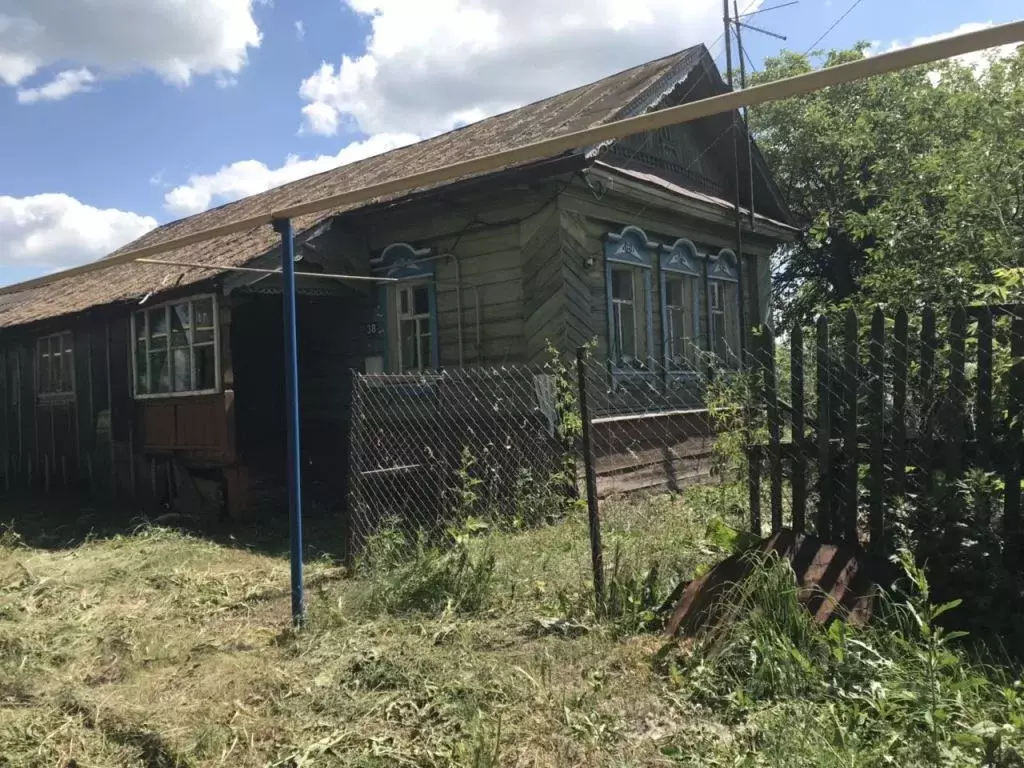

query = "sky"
[{"left": 0, "top": 0, "right": 1020, "bottom": 287}]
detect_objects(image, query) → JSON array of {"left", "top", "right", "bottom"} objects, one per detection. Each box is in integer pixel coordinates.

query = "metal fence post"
[
  {"left": 272, "top": 217, "right": 304, "bottom": 626},
  {"left": 575, "top": 347, "right": 605, "bottom": 612}
]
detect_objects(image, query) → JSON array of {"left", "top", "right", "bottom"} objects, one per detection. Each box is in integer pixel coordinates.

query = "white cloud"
[
  {"left": 883, "top": 21, "right": 1021, "bottom": 76},
  {"left": 1, "top": 0, "right": 261, "bottom": 99},
  {"left": 295, "top": 20, "right": 305, "bottom": 40},
  {"left": 15, "top": 67, "right": 95, "bottom": 103},
  {"left": 0, "top": 193, "right": 157, "bottom": 270},
  {"left": 300, "top": 96, "right": 341, "bottom": 136},
  {"left": 163, "top": 132, "right": 420, "bottom": 216},
  {"left": 298, "top": 0, "right": 744, "bottom": 137}
]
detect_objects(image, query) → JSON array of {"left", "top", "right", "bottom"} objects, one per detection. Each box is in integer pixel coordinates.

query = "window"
[
  {"left": 610, "top": 267, "right": 641, "bottom": 364},
  {"left": 707, "top": 251, "right": 742, "bottom": 367},
  {"left": 605, "top": 226, "right": 655, "bottom": 372},
  {"left": 133, "top": 296, "right": 218, "bottom": 397},
  {"left": 36, "top": 332, "right": 74, "bottom": 397},
  {"left": 396, "top": 282, "right": 434, "bottom": 372},
  {"left": 664, "top": 275, "right": 698, "bottom": 369}
]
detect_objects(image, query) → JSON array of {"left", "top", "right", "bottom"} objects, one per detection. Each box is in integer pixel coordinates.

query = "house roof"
[{"left": 0, "top": 46, "right": 710, "bottom": 330}]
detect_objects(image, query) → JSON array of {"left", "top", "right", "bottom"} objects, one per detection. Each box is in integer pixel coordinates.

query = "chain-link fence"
[
  {"left": 345, "top": 353, "right": 738, "bottom": 577},
  {"left": 347, "top": 364, "right": 577, "bottom": 555}
]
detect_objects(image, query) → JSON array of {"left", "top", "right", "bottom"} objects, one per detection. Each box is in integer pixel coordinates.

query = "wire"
[
  {"left": 804, "top": 0, "right": 866, "bottom": 55},
  {"left": 611, "top": 0, "right": 765, "bottom": 228}
]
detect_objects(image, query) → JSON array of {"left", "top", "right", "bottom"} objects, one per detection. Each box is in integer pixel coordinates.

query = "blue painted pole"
[{"left": 273, "top": 217, "right": 304, "bottom": 625}]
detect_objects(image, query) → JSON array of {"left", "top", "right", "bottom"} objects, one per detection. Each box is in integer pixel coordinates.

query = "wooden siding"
[
  {"left": 521, "top": 202, "right": 564, "bottom": 364},
  {"left": 357, "top": 183, "right": 571, "bottom": 367},
  {"left": 138, "top": 394, "right": 234, "bottom": 465},
  {"left": 0, "top": 314, "right": 137, "bottom": 496},
  {"left": 556, "top": 179, "right": 775, "bottom": 361}
]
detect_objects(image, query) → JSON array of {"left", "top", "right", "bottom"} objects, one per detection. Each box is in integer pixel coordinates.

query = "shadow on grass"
[{"left": 0, "top": 483, "right": 348, "bottom": 562}]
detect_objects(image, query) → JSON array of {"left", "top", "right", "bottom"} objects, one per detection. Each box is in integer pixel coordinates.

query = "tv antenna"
[{"left": 723, "top": 0, "right": 792, "bottom": 230}]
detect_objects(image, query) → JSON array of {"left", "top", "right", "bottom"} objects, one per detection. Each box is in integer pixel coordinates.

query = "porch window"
[
  {"left": 133, "top": 295, "right": 219, "bottom": 397},
  {"left": 395, "top": 282, "right": 435, "bottom": 372},
  {"left": 36, "top": 331, "right": 74, "bottom": 397}
]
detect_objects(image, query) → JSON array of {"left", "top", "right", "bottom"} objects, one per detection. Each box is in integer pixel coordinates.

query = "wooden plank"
[
  {"left": 748, "top": 445, "right": 762, "bottom": 535},
  {"left": 892, "top": 309, "right": 909, "bottom": 500},
  {"left": 919, "top": 307, "right": 937, "bottom": 495},
  {"left": 947, "top": 308, "right": 967, "bottom": 481},
  {"left": 841, "top": 308, "right": 859, "bottom": 544},
  {"left": 790, "top": 322, "right": 806, "bottom": 532},
  {"left": 869, "top": 308, "right": 885, "bottom": 557},
  {"left": 0, "top": 349, "right": 7, "bottom": 491},
  {"left": 976, "top": 308, "right": 993, "bottom": 471},
  {"left": 762, "top": 326, "right": 783, "bottom": 532},
  {"left": 816, "top": 315, "right": 831, "bottom": 541},
  {"left": 1004, "top": 313, "right": 1024, "bottom": 578},
  {"left": 975, "top": 308, "right": 994, "bottom": 527}
]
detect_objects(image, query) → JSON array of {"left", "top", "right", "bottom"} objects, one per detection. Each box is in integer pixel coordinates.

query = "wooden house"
[{"left": 0, "top": 45, "right": 794, "bottom": 517}]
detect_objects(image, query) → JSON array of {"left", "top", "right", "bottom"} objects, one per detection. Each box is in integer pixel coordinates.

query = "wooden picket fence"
[{"left": 746, "top": 305, "right": 1024, "bottom": 573}]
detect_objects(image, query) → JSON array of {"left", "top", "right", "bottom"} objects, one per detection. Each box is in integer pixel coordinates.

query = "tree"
[{"left": 750, "top": 45, "right": 1024, "bottom": 325}]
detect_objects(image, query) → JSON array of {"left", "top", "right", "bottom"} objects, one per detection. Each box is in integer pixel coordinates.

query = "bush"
[{"left": 659, "top": 550, "right": 1024, "bottom": 766}]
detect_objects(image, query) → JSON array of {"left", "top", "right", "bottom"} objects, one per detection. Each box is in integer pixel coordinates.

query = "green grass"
[{"left": 0, "top": 490, "right": 1021, "bottom": 767}]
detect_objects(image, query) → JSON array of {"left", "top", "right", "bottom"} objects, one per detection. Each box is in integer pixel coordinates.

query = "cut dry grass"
[
  {"left": 1, "top": 491, "right": 1020, "bottom": 767},
  {"left": 0, "top": 493, "right": 720, "bottom": 767}
]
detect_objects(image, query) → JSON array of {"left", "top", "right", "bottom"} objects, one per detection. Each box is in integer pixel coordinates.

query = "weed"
[{"left": 356, "top": 522, "right": 496, "bottom": 616}]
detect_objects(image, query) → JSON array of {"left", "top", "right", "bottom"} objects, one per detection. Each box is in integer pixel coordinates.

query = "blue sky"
[{"left": 1, "top": 0, "right": 1020, "bottom": 287}]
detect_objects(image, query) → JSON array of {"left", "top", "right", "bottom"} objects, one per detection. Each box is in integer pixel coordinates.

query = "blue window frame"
[
  {"left": 658, "top": 238, "right": 703, "bottom": 375},
  {"left": 604, "top": 226, "right": 656, "bottom": 374},
  {"left": 372, "top": 243, "right": 439, "bottom": 372}
]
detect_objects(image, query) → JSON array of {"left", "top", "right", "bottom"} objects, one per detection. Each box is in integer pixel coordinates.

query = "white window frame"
[
  {"left": 395, "top": 281, "right": 434, "bottom": 373},
  {"left": 664, "top": 275, "right": 698, "bottom": 370},
  {"left": 708, "top": 277, "right": 741, "bottom": 368},
  {"left": 610, "top": 266, "right": 642, "bottom": 365},
  {"left": 131, "top": 294, "right": 221, "bottom": 399},
  {"left": 35, "top": 331, "right": 75, "bottom": 400}
]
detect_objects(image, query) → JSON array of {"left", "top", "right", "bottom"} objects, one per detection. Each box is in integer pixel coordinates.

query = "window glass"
[
  {"left": 709, "top": 280, "right": 740, "bottom": 366},
  {"left": 395, "top": 281, "right": 434, "bottom": 372},
  {"left": 172, "top": 348, "right": 191, "bottom": 392},
  {"left": 413, "top": 285, "right": 430, "bottom": 315},
  {"left": 53, "top": 336, "right": 66, "bottom": 393},
  {"left": 400, "top": 319, "right": 418, "bottom": 370},
  {"left": 194, "top": 345, "right": 217, "bottom": 391},
  {"left": 170, "top": 303, "right": 191, "bottom": 348},
  {"left": 192, "top": 299, "right": 214, "bottom": 329},
  {"left": 150, "top": 307, "right": 168, "bottom": 338},
  {"left": 612, "top": 269, "right": 634, "bottom": 301},
  {"left": 36, "top": 332, "right": 74, "bottom": 396},
  {"left": 418, "top": 327, "right": 431, "bottom": 371},
  {"left": 666, "top": 276, "right": 698, "bottom": 369},
  {"left": 150, "top": 349, "right": 170, "bottom": 393},
  {"left": 611, "top": 267, "right": 643, "bottom": 365},
  {"left": 135, "top": 297, "right": 218, "bottom": 396},
  {"left": 38, "top": 344, "right": 50, "bottom": 394}
]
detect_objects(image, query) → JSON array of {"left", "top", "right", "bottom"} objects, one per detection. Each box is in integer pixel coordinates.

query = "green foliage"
[
  {"left": 752, "top": 44, "right": 1024, "bottom": 325},
  {"left": 449, "top": 445, "right": 485, "bottom": 519},
  {"left": 600, "top": 544, "right": 665, "bottom": 634},
  {"left": 659, "top": 550, "right": 1024, "bottom": 766},
  {"left": 704, "top": 368, "right": 766, "bottom": 480},
  {"left": 544, "top": 339, "right": 586, "bottom": 446},
  {"left": 357, "top": 521, "right": 497, "bottom": 616}
]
